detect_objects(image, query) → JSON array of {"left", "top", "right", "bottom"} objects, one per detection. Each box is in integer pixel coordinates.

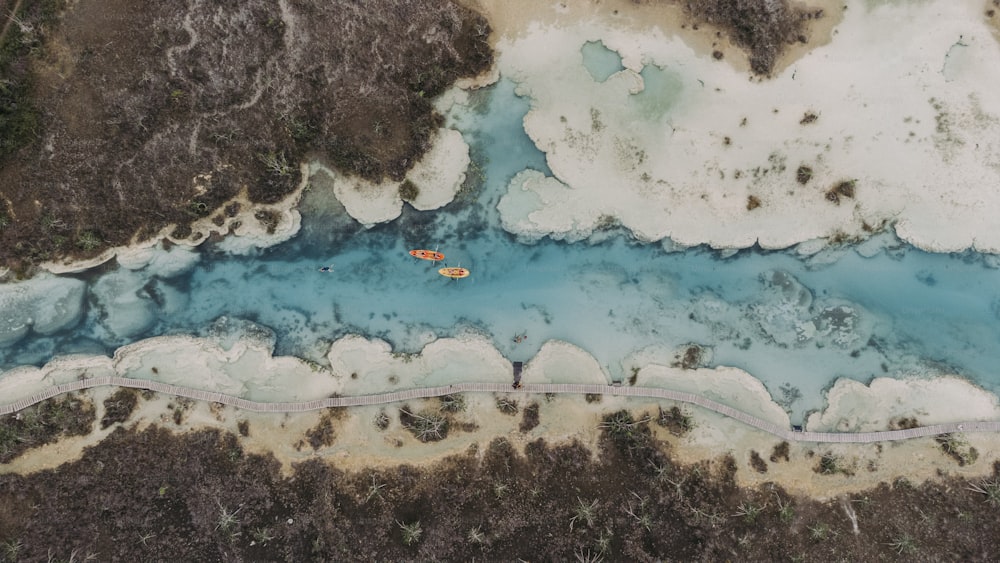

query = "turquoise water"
[
  {"left": 581, "top": 40, "right": 624, "bottom": 82},
  {"left": 2, "top": 80, "right": 1000, "bottom": 423}
]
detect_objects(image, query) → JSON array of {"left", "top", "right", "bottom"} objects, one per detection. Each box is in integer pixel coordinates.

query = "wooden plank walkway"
[{"left": 3, "top": 377, "right": 1000, "bottom": 444}]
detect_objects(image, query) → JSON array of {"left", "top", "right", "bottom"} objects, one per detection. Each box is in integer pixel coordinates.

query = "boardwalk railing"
[{"left": 3, "top": 377, "right": 1000, "bottom": 444}]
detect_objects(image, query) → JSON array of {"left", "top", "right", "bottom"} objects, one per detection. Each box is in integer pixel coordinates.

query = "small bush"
[
  {"left": 825, "top": 180, "right": 856, "bottom": 204},
  {"left": 519, "top": 402, "right": 540, "bottom": 433},
  {"left": 101, "top": 388, "right": 139, "bottom": 429},
  {"left": 398, "top": 520, "right": 422, "bottom": 546},
  {"left": 795, "top": 165, "right": 813, "bottom": 184},
  {"left": 749, "top": 450, "right": 768, "bottom": 473},
  {"left": 399, "top": 179, "right": 419, "bottom": 202},
  {"left": 815, "top": 452, "right": 851, "bottom": 476},
  {"left": 374, "top": 410, "right": 391, "bottom": 430},
  {"left": 770, "top": 441, "right": 790, "bottom": 463},
  {"left": 439, "top": 394, "right": 466, "bottom": 413},
  {"left": 400, "top": 407, "right": 448, "bottom": 442},
  {"left": 496, "top": 397, "right": 519, "bottom": 415},
  {"left": 305, "top": 410, "right": 337, "bottom": 449},
  {"left": 75, "top": 231, "right": 103, "bottom": 251},
  {"left": 656, "top": 406, "right": 693, "bottom": 436}
]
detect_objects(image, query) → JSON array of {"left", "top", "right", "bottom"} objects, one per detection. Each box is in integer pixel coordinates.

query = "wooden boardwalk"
[{"left": 3, "top": 377, "right": 1000, "bottom": 444}]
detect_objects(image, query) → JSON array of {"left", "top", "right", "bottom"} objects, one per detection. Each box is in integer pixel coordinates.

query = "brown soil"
[{"left": 0, "top": 0, "right": 491, "bottom": 273}]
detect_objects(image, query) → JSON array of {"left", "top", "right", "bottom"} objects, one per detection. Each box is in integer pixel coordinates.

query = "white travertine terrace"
[
  {"left": 488, "top": 0, "right": 1000, "bottom": 252},
  {"left": 328, "top": 127, "right": 470, "bottom": 227},
  {"left": 807, "top": 376, "right": 1000, "bottom": 433}
]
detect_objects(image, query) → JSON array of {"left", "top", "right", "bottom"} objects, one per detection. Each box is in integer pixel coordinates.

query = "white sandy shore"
[
  {"left": 5, "top": 331, "right": 1000, "bottom": 438},
  {"left": 458, "top": 0, "right": 1000, "bottom": 253},
  {"left": 637, "top": 364, "right": 791, "bottom": 427},
  {"left": 807, "top": 376, "right": 1000, "bottom": 432},
  {"left": 325, "top": 127, "right": 470, "bottom": 227}
]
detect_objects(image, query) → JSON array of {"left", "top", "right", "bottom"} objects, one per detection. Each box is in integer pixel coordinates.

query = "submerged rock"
[{"left": 0, "top": 276, "right": 86, "bottom": 346}]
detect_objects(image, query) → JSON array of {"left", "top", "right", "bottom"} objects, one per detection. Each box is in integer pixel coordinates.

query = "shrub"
[
  {"left": 439, "top": 394, "right": 466, "bottom": 413},
  {"left": 496, "top": 397, "right": 518, "bottom": 415},
  {"left": 399, "top": 179, "right": 419, "bottom": 202},
  {"left": 656, "top": 406, "right": 693, "bottom": 436},
  {"left": 795, "top": 165, "right": 812, "bottom": 184},
  {"left": 101, "top": 388, "right": 139, "bottom": 429},
  {"left": 398, "top": 520, "right": 422, "bottom": 546},
  {"left": 75, "top": 230, "right": 103, "bottom": 251},
  {"left": 519, "top": 402, "right": 540, "bottom": 433},
  {"left": 400, "top": 407, "right": 448, "bottom": 442}
]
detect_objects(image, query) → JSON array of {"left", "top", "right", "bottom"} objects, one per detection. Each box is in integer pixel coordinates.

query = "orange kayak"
[
  {"left": 438, "top": 267, "right": 470, "bottom": 279},
  {"left": 409, "top": 249, "right": 444, "bottom": 261}
]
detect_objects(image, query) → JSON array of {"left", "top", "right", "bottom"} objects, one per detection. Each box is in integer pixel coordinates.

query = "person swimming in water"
[{"left": 318, "top": 264, "right": 334, "bottom": 272}]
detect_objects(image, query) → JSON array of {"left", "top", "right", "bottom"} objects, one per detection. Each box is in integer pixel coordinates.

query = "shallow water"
[
  {"left": 2, "top": 79, "right": 1000, "bottom": 423},
  {"left": 581, "top": 40, "right": 624, "bottom": 82}
]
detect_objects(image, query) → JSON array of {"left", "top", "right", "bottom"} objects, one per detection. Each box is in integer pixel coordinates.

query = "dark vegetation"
[
  {"left": 0, "top": 0, "right": 61, "bottom": 161},
  {"left": 399, "top": 406, "right": 449, "bottom": 443},
  {"left": 890, "top": 416, "right": 920, "bottom": 430},
  {"left": 796, "top": 164, "right": 813, "bottom": 184},
  {"left": 749, "top": 450, "right": 768, "bottom": 473},
  {"left": 815, "top": 452, "right": 853, "bottom": 476},
  {"left": 519, "top": 401, "right": 540, "bottom": 432},
  {"left": 825, "top": 179, "right": 857, "bottom": 204},
  {"left": 679, "top": 0, "right": 822, "bottom": 74},
  {"left": 299, "top": 409, "right": 344, "bottom": 451},
  {"left": 937, "top": 433, "right": 979, "bottom": 467},
  {"left": 100, "top": 388, "right": 138, "bottom": 429},
  {"left": 1, "top": 404, "right": 1000, "bottom": 560},
  {"left": 0, "top": 393, "right": 94, "bottom": 463},
  {"left": 0, "top": 0, "right": 491, "bottom": 272},
  {"left": 398, "top": 179, "right": 420, "bottom": 202},
  {"left": 672, "top": 344, "right": 708, "bottom": 370},
  {"left": 495, "top": 396, "right": 518, "bottom": 415},
  {"left": 657, "top": 405, "right": 694, "bottom": 436},
  {"left": 770, "top": 440, "right": 790, "bottom": 463}
]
